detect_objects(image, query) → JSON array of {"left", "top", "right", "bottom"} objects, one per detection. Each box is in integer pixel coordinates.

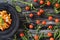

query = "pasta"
[{"left": 0, "top": 10, "right": 12, "bottom": 31}]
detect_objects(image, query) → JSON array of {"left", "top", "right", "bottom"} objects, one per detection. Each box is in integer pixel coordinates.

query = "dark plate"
[{"left": 0, "top": 3, "right": 19, "bottom": 38}]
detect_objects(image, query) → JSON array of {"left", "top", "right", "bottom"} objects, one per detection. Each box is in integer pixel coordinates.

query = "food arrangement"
[
  {"left": 17, "top": 0, "right": 60, "bottom": 40},
  {"left": 0, "top": 10, "right": 12, "bottom": 31},
  {"left": 0, "top": 0, "right": 60, "bottom": 40},
  {"left": 0, "top": 3, "right": 20, "bottom": 39}
]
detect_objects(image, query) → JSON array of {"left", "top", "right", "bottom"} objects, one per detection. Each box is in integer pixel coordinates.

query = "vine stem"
[
  {"left": 23, "top": 24, "right": 34, "bottom": 40},
  {"left": 19, "top": 1, "right": 31, "bottom": 5},
  {"left": 18, "top": 0, "right": 38, "bottom": 11},
  {"left": 36, "top": 25, "right": 42, "bottom": 34},
  {"left": 24, "top": 14, "right": 30, "bottom": 23}
]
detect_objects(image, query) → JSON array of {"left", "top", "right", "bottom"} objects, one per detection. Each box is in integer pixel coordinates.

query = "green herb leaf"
[
  {"left": 13, "top": 35, "right": 17, "bottom": 40},
  {"left": 39, "top": 33, "right": 44, "bottom": 39},
  {"left": 54, "top": 31, "right": 58, "bottom": 38},
  {"left": 12, "top": 0, "right": 17, "bottom": 2},
  {"left": 22, "top": 36, "right": 28, "bottom": 40},
  {"left": 56, "top": 31, "right": 60, "bottom": 39},
  {"left": 15, "top": 6, "right": 22, "bottom": 12},
  {"left": 0, "top": 17, "right": 4, "bottom": 24},
  {"left": 58, "top": 0, "right": 60, "bottom": 3},
  {"left": 54, "top": 7, "right": 60, "bottom": 14}
]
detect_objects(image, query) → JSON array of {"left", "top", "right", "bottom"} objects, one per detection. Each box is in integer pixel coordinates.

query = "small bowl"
[{"left": 0, "top": 3, "right": 19, "bottom": 38}]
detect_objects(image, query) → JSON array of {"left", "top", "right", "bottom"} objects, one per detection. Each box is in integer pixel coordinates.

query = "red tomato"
[
  {"left": 39, "top": 9, "right": 44, "bottom": 14},
  {"left": 50, "top": 37, "right": 54, "bottom": 40},
  {"left": 29, "top": 13, "right": 34, "bottom": 18},
  {"left": 42, "top": 20, "right": 46, "bottom": 25},
  {"left": 55, "top": 3, "right": 60, "bottom": 8},
  {"left": 25, "top": 6, "right": 30, "bottom": 11},
  {"left": 40, "top": 0, "right": 44, "bottom": 5},
  {"left": 20, "top": 32, "right": 24, "bottom": 37},
  {"left": 29, "top": 24, "right": 34, "bottom": 29},
  {"left": 48, "top": 16, "right": 53, "bottom": 21},
  {"left": 55, "top": 18, "right": 59, "bottom": 23},
  {"left": 47, "top": 1, "right": 51, "bottom": 6},
  {"left": 48, "top": 25, "right": 53, "bottom": 29},
  {"left": 36, "top": 20, "right": 40, "bottom": 24},
  {"left": 34, "top": 0, "right": 38, "bottom": 2},
  {"left": 37, "top": 12, "right": 41, "bottom": 16},
  {"left": 47, "top": 32, "right": 52, "bottom": 37},
  {"left": 34, "top": 35, "right": 39, "bottom": 40}
]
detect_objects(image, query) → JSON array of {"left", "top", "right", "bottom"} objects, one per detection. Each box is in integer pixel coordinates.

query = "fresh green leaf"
[
  {"left": 39, "top": 33, "right": 44, "bottom": 39},
  {"left": 13, "top": 35, "right": 17, "bottom": 40},
  {"left": 54, "top": 7, "right": 60, "bottom": 14},
  {"left": 15, "top": 6, "right": 22, "bottom": 12},
  {"left": 12, "top": 0, "right": 17, "bottom": 2},
  {"left": 23, "top": 36, "right": 28, "bottom": 40},
  {"left": 56, "top": 32, "right": 60, "bottom": 39},
  {"left": 0, "top": 17, "right": 4, "bottom": 24},
  {"left": 54, "top": 31, "right": 59, "bottom": 38},
  {"left": 53, "top": 26, "right": 58, "bottom": 30},
  {"left": 57, "top": 0, "right": 60, "bottom": 3}
]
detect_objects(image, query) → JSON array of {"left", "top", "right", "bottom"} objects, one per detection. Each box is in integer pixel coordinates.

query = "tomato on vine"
[
  {"left": 48, "top": 16, "right": 53, "bottom": 21},
  {"left": 36, "top": 20, "right": 40, "bottom": 24},
  {"left": 48, "top": 25, "right": 53, "bottom": 29},
  {"left": 46, "top": 1, "right": 51, "bottom": 6},
  {"left": 55, "top": 3, "right": 60, "bottom": 8},
  {"left": 34, "top": 35, "right": 39, "bottom": 40},
  {"left": 40, "top": 0, "right": 44, "bottom": 5},
  {"left": 25, "top": 6, "right": 30, "bottom": 11},
  {"left": 29, "top": 13, "right": 34, "bottom": 18},
  {"left": 47, "top": 32, "right": 52, "bottom": 37},
  {"left": 55, "top": 18, "right": 59, "bottom": 23},
  {"left": 20, "top": 32, "right": 24, "bottom": 37},
  {"left": 29, "top": 24, "right": 34, "bottom": 29},
  {"left": 42, "top": 20, "right": 46, "bottom": 25},
  {"left": 39, "top": 9, "right": 44, "bottom": 14},
  {"left": 37, "top": 12, "right": 41, "bottom": 16},
  {"left": 34, "top": 0, "right": 38, "bottom": 2},
  {"left": 50, "top": 37, "right": 54, "bottom": 40}
]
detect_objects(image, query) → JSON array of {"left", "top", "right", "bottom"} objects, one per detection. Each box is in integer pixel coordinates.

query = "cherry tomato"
[
  {"left": 55, "top": 18, "right": 59, "bottom": 23},
  {"left": 50, "top": 37, "right": 54, "bottom": 40},
  {"left": 20, "top": 32, "right": 24, "bottom": 37},
  {"left": 40, "top": 0, "right": 44, "bottom": 5},
  {"left": 36, "top": 20, "right": 40, "bottom": 24},
  {"left": 46, "top": 1, "right": 51, "bottom": 6},
  {"left": 42, "top": 20, "right": 46, "bottom": 25},
  {"left": 29, "top": 13, "right": 34, "bottom": 18},
  {"left": 39, "top": 9, "right": 44, "bottom": 14},
  {"left": 34, "top": 35, "right": 39, "bottom": 40},
  {"left": 37, "top": 12, "right": 41, "bottom": 16},
  {"left": 29, "top": 24, "right": 34, "bottom": 29},
  {"left": 47, "top": 32, "right": 52, "bottom": 37},
  {"left": 55, "top": 3, "right": 60, "bottom": 8},
  {"left": 34, "top": 0, "right": 38, "bottom": 2},
  {"left": 25, "top": 6, "right": 30, "bottom": 11},
  {"left": 48, "top": 16, "right": 53, "bottom": 21},
  {"left": 48, "top": 25, "right": 53, "bottom": 29}
]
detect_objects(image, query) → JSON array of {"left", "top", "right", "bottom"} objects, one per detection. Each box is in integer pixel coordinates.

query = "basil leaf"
[{"left": 15, "top": 6, "right": 22, "bottom": 12}]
